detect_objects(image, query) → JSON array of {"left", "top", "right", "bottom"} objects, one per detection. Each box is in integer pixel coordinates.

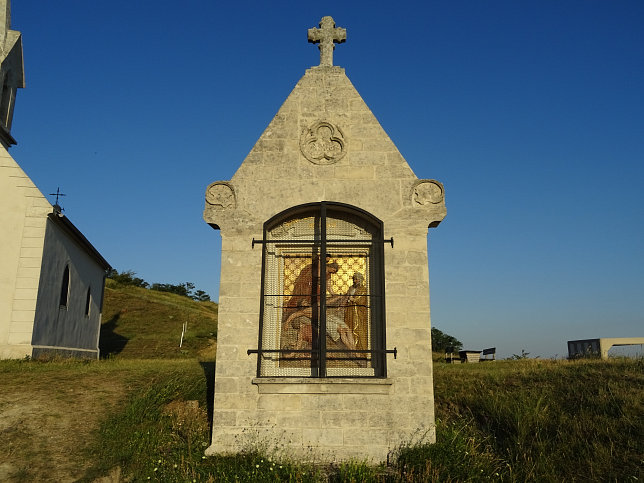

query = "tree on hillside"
[
  {"left": 106, "top": 269, "right": 149, "bottom": 288},
  {"left": 193, "top": 290, "right": 211, "bottom": 302},
  {"left": 431, "top": 327, "right": 463, "bottom": 352},
  {"left": 150, "top": 282, "right": 195, "bottom": 298},
  {"left": 108, "top": 269, "right": 213, "bottom": 302},
  {"left": 150, "top": 282, "right": 212, "bottom": 302}
]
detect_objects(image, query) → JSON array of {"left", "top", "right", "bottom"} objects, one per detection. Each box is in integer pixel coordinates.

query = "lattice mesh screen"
[{"left": 259, "top": 209, "right": 378, "bottom": 377}]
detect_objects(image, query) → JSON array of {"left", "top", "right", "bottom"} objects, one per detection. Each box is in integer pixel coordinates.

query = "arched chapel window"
[
  {"left": 256, "top": 202, "right": 387, "bottom": 378},
  {"left": 0, "top": 72, "right": 14, "bottom": 129},
  {"left": 59, "top": 265, "right": 70, "bottom": 308},
  {"left": 84, "top": 287, "right": 92, "bottom": 317}
]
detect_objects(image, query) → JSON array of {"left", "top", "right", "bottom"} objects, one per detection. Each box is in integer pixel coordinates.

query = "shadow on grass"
[
  {"left": 200, "top": 361, "right": 215, "bottom": 429},
  {"left": 99, "top": 313, "right": 129, "bottom": 358}
]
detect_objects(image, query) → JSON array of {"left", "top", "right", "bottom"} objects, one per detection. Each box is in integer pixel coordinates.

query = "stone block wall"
[
  {"left": 204, "top": 65, "right": 445, "bottom": 462},
  {"left": 0, "top": 147, "right": 49, "bottom": 358}
]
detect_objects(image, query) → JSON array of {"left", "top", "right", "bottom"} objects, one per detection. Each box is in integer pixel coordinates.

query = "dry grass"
[{"left": 0, "top": 359, "right": 210, "bottom": 482}]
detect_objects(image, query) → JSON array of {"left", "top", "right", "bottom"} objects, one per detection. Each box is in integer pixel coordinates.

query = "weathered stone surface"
[
  {"left": 308, "top": 17, "right": 346, "bottom": 67},
  {"left": 204, "top": 16, "right": 445, "bottom": 462}
]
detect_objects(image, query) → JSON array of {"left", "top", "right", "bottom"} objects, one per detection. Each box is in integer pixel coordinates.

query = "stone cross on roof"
[{"left": 308, "top": 16, "right": 346, "bottom": 67}]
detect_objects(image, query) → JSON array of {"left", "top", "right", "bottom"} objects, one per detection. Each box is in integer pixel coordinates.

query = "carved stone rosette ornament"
[
  {"left": 411, "top": 179, "right": 444, "bottom": 206},
  {"left": 300, "top": 120, "right": 347, "bottom": 164},
  {"left": 205, "top": 181, "right": 236, "bottom": 209}
]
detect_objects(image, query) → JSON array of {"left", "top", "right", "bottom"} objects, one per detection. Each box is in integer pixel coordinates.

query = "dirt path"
[{"left": 0, "top": 372, "right": 127, "bottom": 482}]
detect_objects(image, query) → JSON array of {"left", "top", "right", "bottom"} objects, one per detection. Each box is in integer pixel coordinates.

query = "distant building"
[
  {"left": 567, "top": 338, "right": 644, "bottom": 360},
  {"left": 0, "top": 0, "right": 111, "bottom": 359}
]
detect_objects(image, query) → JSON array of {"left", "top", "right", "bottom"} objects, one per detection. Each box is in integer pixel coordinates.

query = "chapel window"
[
  {"left": 84, "top": 287, "right": 92, "bottom": 317},
  {"left": 255, "top": 202, "right": 388, "bottom": 378},
  {"left": 59, "top": 265, "right": 70, "bottom": 308},
  {"left": 0, "top": 72, "right": 14, "bottom": 129}
]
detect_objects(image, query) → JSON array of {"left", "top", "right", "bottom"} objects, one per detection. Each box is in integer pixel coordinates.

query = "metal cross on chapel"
[
  {"left": 49, "top": 187, "right": 66, "bottom": 214},
  {"left": 308, "top": 16, "right": 346, "bottom": 67},
  {"left": 49, "top": 187, "right": 66, "bottom": 205}
]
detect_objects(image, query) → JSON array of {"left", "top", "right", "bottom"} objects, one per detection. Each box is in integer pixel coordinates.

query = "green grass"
[
  {"left": 45, "top": 358, "right": 634, "bottom": 481},
  {"left": 5, "top": 287, "right": 642, "bottom": 481},
  {"left": 433, "top": 358, "right": 644, "bottom": 482},
  {"left": 100, "top": 279, "right": 218, "bottom": 360},
  {"left": 0, "top": 358, "right": 210, "bottom": 482},
  {"left": 79, "top": 360, "right": 321, "bottom": 483},
  {"left": 82, "top": 361, "right": 211, "bottom": 481}
]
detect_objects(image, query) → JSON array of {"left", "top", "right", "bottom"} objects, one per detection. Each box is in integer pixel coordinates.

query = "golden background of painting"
[{"left": 283, "top": 254, "right": 367, "bottom": 296}]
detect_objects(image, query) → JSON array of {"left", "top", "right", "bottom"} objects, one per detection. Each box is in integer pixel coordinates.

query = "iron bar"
[
  {"left": 252, "top": 237, "right": 393, "bottom": 248},
  {"left": 247, "top": 347, "right": 397, "bottom": 358},
  {"left": 319, "top": 202, "right": 328, "bottom": 377}
]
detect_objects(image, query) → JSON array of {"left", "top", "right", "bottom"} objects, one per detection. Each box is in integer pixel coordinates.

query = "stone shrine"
[{"left": 204, "top": 16, "right": 446, "bottom": 461}]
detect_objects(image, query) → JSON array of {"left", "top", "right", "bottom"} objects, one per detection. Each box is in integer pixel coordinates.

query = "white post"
[{"left": 179, "top": 322, "right": 187, "bottom": 348}]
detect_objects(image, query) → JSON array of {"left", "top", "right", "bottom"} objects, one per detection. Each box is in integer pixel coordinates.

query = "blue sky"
[{"left": 10, "top": 1, "right": 643, "bottom": 358}]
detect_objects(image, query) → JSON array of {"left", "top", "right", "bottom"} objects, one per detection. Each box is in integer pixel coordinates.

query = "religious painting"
[{"left": 257, "top": 203, "right": 386, "bottom": 378}]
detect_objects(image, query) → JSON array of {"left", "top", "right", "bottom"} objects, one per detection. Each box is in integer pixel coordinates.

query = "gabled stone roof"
[{"left": 205, "top": 65, "right": 445, "bottom": 231}]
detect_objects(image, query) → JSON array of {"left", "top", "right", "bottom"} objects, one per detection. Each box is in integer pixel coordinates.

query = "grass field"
[
  {"left": 1, "top": 283, "right": 641, "bottom": 481},
  {"left": 2, "top": 358, "right": 641, "bottom": 482},
  {"left": 100, "top": 279, "right": 218, "bottom": 360}
]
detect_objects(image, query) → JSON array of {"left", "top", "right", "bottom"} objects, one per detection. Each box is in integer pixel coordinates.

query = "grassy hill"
[
  {"left": 1, "top": 285, "right": 641, "bottom": 481},
  {"left": 100, "top": 279, "right": 218, "bottom": 360}
]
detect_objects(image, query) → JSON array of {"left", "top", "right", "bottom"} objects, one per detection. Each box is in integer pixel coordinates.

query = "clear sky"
[{"left": 10, "top": 1, "right": 644, "bottom": 359}]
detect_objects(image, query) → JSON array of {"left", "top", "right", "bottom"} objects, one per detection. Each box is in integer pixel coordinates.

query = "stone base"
[
  {"left": 31, "top": 345, "right": 99, "bottom": 360},
  {"left": 205, "top": 423, "right": 436, "bottom": 463},
  {"left": 0, "top": 343, "right": 31, "bottom": 359}
]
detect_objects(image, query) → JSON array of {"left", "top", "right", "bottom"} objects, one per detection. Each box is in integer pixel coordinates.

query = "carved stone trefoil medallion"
[
  {"left": 300, "top": 120, "right": 347, "bottom": 164},
  {"left": 412, "top": 180, "right": 444, "bottom": 206},
  {"left": 205, "top": 181, "right": 236, "bottom": 209}
]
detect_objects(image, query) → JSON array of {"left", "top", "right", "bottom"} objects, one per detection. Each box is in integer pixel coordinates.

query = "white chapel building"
[{"left": 0, "top": 1, "right": 111, "bottom": 359}]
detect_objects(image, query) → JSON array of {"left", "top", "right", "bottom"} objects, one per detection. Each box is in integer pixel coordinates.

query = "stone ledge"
[{"left": 252, "top": 378, "right": 393, "bottom": 394}]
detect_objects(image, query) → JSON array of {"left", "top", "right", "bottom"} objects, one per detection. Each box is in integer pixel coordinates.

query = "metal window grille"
[{"left": 252, "top": 202, "right": 390, "bottom": 378}]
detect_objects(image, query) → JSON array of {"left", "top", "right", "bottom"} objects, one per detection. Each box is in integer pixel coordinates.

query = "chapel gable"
[{"left": 205, "top": 15, "right": 445, "bottom": 230}]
